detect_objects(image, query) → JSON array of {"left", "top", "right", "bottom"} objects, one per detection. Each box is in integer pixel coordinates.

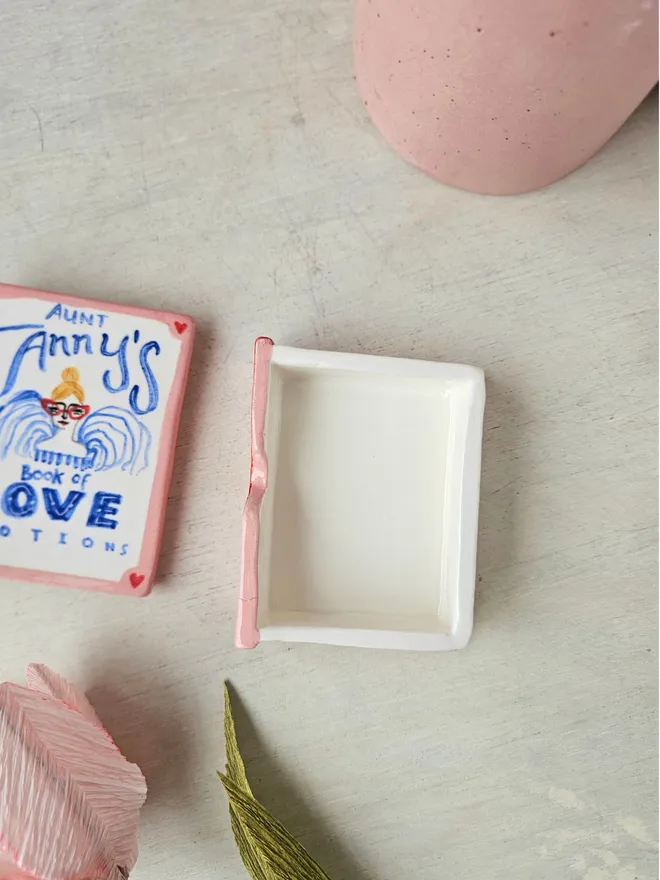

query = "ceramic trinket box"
[{"left": 238, "top": 338, "right": 485, "bottom": 651}]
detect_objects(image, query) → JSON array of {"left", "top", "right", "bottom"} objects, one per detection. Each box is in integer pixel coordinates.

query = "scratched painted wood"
[{"left": 0, "top": 1, "right": 657, "bottom": 878}]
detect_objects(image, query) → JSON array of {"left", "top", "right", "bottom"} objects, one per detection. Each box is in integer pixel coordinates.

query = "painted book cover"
[{"left": 0, "top": 284, "right": 194, "bottom": 595}]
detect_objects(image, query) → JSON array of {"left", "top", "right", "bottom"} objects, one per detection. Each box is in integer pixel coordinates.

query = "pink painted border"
[
  {"left": 236, "top": 337, "right": 273, "bottom": 648},
  {"left": 0, "top": 282, "right": 195, "bottom": 597}
]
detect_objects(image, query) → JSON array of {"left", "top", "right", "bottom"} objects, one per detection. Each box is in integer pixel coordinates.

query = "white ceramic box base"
[{"left": 238, "top": 342, "right": 485, "bottom": 651}]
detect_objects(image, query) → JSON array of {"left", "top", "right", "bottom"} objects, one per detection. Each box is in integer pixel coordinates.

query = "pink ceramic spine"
[{"left": 236, "top": 337, "right": 274, "bottom": 649}]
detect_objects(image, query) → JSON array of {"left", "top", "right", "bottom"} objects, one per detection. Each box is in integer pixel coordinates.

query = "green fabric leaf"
[
  {"left": 223, "top": 683, "right": 253, "bottom": 797},
  {"left": 220, "top": 684, "right": 332, "bottom": 880}
]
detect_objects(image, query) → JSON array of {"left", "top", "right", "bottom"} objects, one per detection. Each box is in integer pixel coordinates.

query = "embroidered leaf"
[
  {"left": 0, "top": 666, "right": 146, "bottom": 880},
  {"left": 25, "top": 662, "right": 101, "bottom": 726},
  {"left": 219, "top": 683, "right": 332, "bottom": 880}
]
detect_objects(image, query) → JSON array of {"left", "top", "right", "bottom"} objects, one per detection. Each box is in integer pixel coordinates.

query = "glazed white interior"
[{"left": 256, "top": 348, "right": 483, "bottom": 648}]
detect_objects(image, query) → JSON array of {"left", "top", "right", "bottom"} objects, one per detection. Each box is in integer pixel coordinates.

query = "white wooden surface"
[{"left": 0, "top": 2, "right": 657, "bottom": 878}]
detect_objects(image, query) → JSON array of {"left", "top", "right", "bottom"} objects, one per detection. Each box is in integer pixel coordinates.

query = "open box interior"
[{"left": 255, "top": 350, "right": 483, "bottom": 650}]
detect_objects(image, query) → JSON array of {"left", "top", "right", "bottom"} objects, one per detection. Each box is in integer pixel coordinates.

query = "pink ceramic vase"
[{"left": 355, "top": 0, "right": 658, "bottom": 194}]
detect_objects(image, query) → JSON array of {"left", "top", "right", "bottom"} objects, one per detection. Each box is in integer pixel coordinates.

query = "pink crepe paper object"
[{"left": 0, "top": 665, "right": 146, "bottom": 880}]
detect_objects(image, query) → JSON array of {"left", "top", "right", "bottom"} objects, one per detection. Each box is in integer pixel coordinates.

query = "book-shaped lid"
[{"left": 0, "top": 283, "right": 194, "bottom": 595}]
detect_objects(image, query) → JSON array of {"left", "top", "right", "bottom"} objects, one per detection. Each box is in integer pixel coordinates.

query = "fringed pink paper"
[{"left": 0, "top": 665, "right": 146, "bottom": 880}]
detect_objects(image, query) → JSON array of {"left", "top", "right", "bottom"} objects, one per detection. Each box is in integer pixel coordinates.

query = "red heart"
[
  {"left": 130, "top": 573, "right": 145, "bottom": 588},
  {"left": 174, "top": 321, "right": 188, "bottom": 334}
]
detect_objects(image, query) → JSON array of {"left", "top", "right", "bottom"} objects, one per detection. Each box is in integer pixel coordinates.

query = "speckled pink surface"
[{"left": 355, "top": 0, "right": 658, "bottom": 194}]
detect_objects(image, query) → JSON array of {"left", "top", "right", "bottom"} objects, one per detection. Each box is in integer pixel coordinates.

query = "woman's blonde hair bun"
[{"left": 51, "top": 366, "right": 85, "bottom": 403}]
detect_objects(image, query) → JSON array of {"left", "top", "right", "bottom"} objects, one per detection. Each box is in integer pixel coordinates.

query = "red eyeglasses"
[{"left": 40, "top": 399, "right": 90, "bottom": 420}]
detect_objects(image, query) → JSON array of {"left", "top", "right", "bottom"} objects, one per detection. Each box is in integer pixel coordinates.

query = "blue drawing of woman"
[
  {"left": 0, "top": 367, "right": 152, "bottom": 475},
  {"left": 37, "top": 366, "right": 91, "bottom": 465}
]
